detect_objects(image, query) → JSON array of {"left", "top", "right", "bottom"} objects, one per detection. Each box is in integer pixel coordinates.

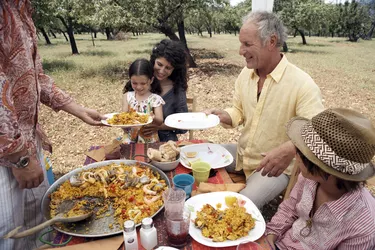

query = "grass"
[{"left": 36, "top": 33, "right": 375, "bottom": 175}]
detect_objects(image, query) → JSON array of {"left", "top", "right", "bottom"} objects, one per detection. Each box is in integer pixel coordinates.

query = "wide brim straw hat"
[{"left": 287, "top": 108, "right": 375, "bottom": 181}]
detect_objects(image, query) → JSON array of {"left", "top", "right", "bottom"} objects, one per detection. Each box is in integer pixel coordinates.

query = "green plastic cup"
[{"left": 191, "top": 161, "right": 211, "bottom": 184}]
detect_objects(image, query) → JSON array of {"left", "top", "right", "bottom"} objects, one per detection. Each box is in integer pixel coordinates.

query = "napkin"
[
  {"left": 84, "top": 139, "right": 122, "bottom": 162},
  {"left": 191, "top": 182, "right": 246, "bottom": 196}
]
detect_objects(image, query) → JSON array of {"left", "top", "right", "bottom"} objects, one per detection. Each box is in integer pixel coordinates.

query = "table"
[{"left": 52, "top": 141, "right": 273, "bottom": 250}]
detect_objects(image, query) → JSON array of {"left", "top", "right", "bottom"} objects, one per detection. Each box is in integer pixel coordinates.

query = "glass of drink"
[
  {"left": 173, "top": 174, "right": 195, "bottom": 199},
  {"left": 162, "top": 187, "right": 186, "bottom": 215},
  {"left": 164, "top": 207, "right": 190, "bottom": 248},
  {"left": 191, "top": 161, "right": 211, "bottom": 184}
]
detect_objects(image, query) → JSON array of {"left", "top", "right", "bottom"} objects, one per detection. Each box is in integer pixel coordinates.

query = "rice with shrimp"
[
  {"left": 50, "top": 163, "right": 167, "bottom": 228},
  {"left": 194, "top": 203, "right": 255, "bottom": 242}
]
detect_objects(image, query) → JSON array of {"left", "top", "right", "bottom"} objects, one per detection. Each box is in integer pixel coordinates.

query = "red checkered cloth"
[{"left": 53, "top": 141, "right": 272, "bottom": 250}]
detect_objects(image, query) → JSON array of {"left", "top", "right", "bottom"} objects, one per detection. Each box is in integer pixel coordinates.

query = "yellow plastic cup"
[{"left": 191, "top": 161, "right": 211, "bottom": 184}]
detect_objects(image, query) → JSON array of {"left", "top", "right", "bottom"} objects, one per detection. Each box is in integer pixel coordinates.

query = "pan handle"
[
  {"left": 132, "top": 154, "right": 151, "bottom": 163},
  {"left": 39, "top": 228, "right": 72, "bottom": 247}
]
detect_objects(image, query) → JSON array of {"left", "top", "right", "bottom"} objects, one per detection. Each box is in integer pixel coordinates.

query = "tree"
[
  {"left": 337, "top": 0, "right": 369, "bottom": 42},
  {"left": 32, "top": 0, "right": 54, "bottom": 45},
  {"left": 278, "top": 0, "right": 325, "bottom": 45},
  {"left": 360, "top": 0, "right": 375, "bottom": 39},
  {"left": 49, "top": 0, "right": 82, "bottom": 54}
]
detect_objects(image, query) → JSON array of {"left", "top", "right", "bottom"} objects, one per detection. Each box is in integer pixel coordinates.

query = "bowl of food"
[{"left": 147, "top": 141, "right": 180, "bottom": 171}]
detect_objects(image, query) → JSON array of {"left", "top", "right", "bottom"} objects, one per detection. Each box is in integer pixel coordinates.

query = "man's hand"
[
  {"left": 11, "top": 156, "right": 44, "bottom": 189},
  {"left": 61, "top": 102, "right": 106, "bottom": 126},
  {"left": 203, "top": 109, "right": 232, "bottom": 126},
  {"left": 256, "top": 141, "right": 296, "bottom": 177}
]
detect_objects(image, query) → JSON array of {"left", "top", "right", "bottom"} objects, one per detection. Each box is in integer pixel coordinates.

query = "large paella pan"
[{"left": 41, "top": 160, "right": 170, "bottom": 237}]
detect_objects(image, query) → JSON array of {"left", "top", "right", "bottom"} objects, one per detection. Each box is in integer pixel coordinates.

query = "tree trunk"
[
  {"left": 296, "top": 28, "right": 307, "bottom": 45},
  {"left": 282, "top": 41, "right": 288, "bottom": 52},
  {"left": 364, "top": 22, "right": 375, "bottom": 40},
  {"left": 94, "top": 31, "right": 97, "bottom": 38},
  {"left": 59, "top": 16, "right": 79, "bottom": 54},
  {"left": 40, "top": 27, "right": 51, "bottom": 45},
  {"left": 177, "top": 20, "right": 197, "bottom": 68},
  {"left": 207, "top": 26, "right": 212, "bottom": 38},
  {"left": 60, "top": 29, "right": 69, "bottom": 41},
  {"left": 105, "top": 27, "right": 113, "bottom": 40},
  {"left": 90, "top": 30, "right": 95, "bottom": 47},
  {"left": 294, "top": 29, "right": 298, "bottom": 37},
  {"left": 50, "top": 30, "right": 57, "bottom": 38}
]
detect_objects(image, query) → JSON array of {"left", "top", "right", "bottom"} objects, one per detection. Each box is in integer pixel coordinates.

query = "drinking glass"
[
  {"left": 165, "top": 207, "right": 190, "bottom": 248},
  {"left": 173, "top": 174, "right": 195, "bottom": 198},
  {"left": 191, "top": 161, "right": 211, "bottom": 184},
  {"left": 162, "top": 187, "right": 186, "bottom": 215}
]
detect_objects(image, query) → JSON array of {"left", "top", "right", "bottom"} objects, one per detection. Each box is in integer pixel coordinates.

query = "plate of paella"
[
  {"left": 185, "top": 191, "right": 266, "bottom": 247},
  {"left": 101, "top": 110, "right": 153, "bottom": 127},
  {"left": 41, "top": 160, "right": 170, "bottom": 237}
]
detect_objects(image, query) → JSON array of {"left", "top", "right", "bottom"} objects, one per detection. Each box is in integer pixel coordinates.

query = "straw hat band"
[{"left": 301, "top": 122, "right": 367, "bottom": 175}]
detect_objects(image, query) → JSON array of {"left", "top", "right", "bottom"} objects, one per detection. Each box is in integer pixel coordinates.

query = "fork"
[{"left": 180, "top": 154, "right": 192, "bottom": 167}]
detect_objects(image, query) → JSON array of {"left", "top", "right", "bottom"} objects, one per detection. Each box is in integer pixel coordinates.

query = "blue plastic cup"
[{"left": 173, "top": 174, "right": 195, "bottom": 198}]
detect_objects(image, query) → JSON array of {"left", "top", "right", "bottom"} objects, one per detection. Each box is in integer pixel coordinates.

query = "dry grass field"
[{"left": 37, "top": 33, "right": 375, "bottom": 188}]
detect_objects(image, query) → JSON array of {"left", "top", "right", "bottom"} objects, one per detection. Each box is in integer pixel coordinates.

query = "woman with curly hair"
[{"left": 142, "top": 39, "right": 189, "bottom": 142}]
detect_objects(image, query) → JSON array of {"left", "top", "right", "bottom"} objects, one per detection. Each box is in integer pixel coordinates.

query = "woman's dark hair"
[
  {"left": 150, "top": 39, "right": 188, "bottom": 93},
  {"left": 296, "top": 148, "right": 364, "bottom": 192},
  {"left": 123, "top": 58, "right": 161, "bottom": 94}
]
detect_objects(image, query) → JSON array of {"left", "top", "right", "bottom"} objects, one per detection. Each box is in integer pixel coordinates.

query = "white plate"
[
  {"left": 165, "top": 112, "right": 220, "bottom": 130},
  {"left": 185, "top": 192, "right": 266, "bottom": 248},
  {"left": 101, "top": 112, "right": 153, "bottom": 127},
  {"left": 180, "top": 143, "right": 233, "bottom": 169},
  {"left": 155, "top": 247, "right": 179, "bottom": 250}
]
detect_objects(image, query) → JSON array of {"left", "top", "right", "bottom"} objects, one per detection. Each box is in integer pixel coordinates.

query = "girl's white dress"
[{"left": 123, "top": 91, "right": 165, "bottom": 143}]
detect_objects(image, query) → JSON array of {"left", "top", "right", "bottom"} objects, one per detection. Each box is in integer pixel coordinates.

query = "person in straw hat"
[{"left": 266, "top": 108, "right": 375, "bottom": 250}]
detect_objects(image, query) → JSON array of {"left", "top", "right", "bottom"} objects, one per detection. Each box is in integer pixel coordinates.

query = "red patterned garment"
[{"left": 0, "top": 0, "right": 73, "bottom": 164}]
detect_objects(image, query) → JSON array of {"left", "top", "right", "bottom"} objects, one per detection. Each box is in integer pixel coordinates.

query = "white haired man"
[{"left": 205, "top": 11, "right": 325, "bottom": 208}]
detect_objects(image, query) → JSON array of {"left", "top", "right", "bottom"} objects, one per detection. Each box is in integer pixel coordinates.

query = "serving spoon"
[{"left": 3, "top": 212, "right": 92, "bottom": 239}]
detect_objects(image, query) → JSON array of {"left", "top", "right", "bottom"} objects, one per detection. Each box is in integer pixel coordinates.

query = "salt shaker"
[
  {"left": 140, "top": 217, "right": 157, "bottom": 250},
  {"left": 123, "top": 220, "right": 138, "bottom": 250}
]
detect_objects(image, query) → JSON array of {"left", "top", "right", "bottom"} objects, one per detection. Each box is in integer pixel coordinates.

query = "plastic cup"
[
  {"left": 191, "top": 161, "right": 211, "bottom": 184},
  {"left": 162, "top": 187, "right": 186, "bottom": 215},
  {"left": 173, "top": 174, "right": 195, "bottom": 198},
  {"left": 165, "top": 206, "right": 190, "bottom": 248},
  {"left": 236, "top": 241, "right": 265, "bottom": 250}
]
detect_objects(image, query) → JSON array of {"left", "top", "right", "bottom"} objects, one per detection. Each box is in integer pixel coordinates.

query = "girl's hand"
[
  {"left": 266, "top": 234, "right": 277, "bottom": 250},
  {"left": 142, "top": 124, "right": 159, "bottom": 136}
]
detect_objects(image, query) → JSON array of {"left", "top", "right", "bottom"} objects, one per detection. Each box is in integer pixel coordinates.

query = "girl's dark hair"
[
  {"left": 150, "top": 39, "right": 188, "bottom": 93},
  {"left": 123, "top": 58, "right": 161, "bottom": 94},
  {"left": 296, "top": 148, "right": 364, "bottom": 192}
]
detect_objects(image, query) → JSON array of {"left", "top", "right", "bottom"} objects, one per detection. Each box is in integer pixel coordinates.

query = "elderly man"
[
  {"left": 0, "top": 1, "right": 105, "bottom": 249},
  {"left": 206, "top": 11, "right": 324, "bottom": 208}
]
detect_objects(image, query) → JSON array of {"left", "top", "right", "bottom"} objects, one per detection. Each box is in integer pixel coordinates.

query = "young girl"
[
  {"left": 122, "top": 58, "right": 165, "bottom": 143},
  {"left": 266, "top": 108, "right": 375, "bottom": 250}
]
